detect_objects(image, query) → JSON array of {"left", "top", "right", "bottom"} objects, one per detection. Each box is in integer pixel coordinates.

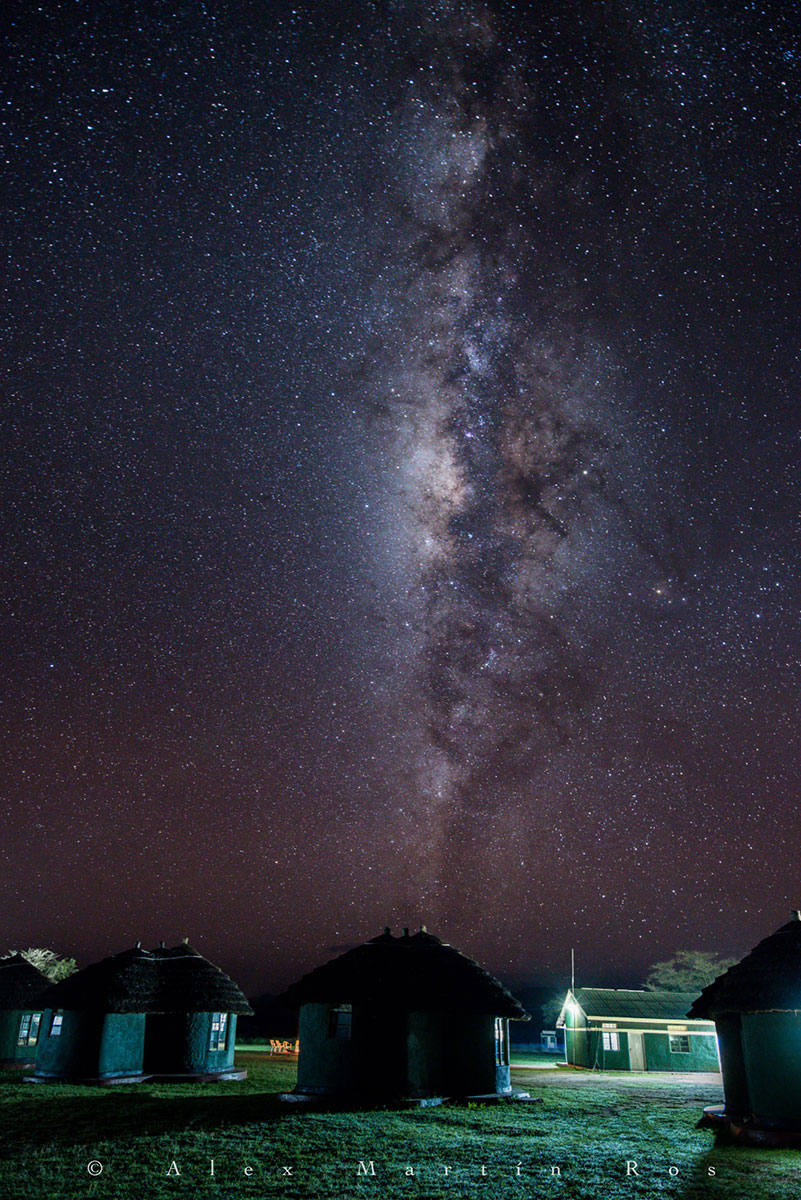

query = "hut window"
[
  {"left": 601, "top": 1029, "right": 619, "bottom": 1051},
  {"left": 209, "top": 1013, "right": 228, "bottom": 1051},
  {"left": 669, "top": 1034, "right": 690, "bottom": 1054},
  {"left": 50, "top": 1011, "right": 63, "bottom": 1037},
  {"left": 328, "top": 1006, "right": 352, "bottom": 1039},
  {"left": 494, "top": 1018, "right": 509, "bottom": 1065},
  {"left": 17, "top": 1012, "right": 42, "bottom": 1046},
  {"left": 17, "top": 1012, "right": 41, "bottom": 1041}
]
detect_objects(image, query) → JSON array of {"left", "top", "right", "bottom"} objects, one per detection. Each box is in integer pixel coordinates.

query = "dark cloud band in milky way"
[{"left": 359, "top": 2, "right": 640, "bottom": 903}]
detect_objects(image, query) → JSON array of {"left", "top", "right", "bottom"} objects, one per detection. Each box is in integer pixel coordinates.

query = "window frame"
[
  {"left": 327, "top": 1005, "right": 352, "bottom": 1040},
  {"left": 601, "top": 1023, "right": 620, "bottom": 1052},
  {"left": 209, "top": 1012, "right": 229, "bottom": 1052},
  {"left": 494, "top": 1017, "right": 509, "bottom": 1066}
]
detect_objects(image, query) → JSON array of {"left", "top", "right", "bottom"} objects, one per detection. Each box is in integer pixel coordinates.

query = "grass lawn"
[{"left": 2, "top": 1058, "right": 801, "bottom": 1200}]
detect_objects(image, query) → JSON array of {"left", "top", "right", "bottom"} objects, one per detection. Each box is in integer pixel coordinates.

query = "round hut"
[
  {"left": 0, "top": 955, "right": 51, "bottom": 1069},
  {"left": 689, "top": 911, "right": 801, "bottom": 1142},
  {"left": 31, "top": 942, "right": 252, "bottom": 1083},
  {"left": 285, "top": 927, "right": 528, "bottom": 1100},
  {"left": 146, "top": 942, "right": 253, "bottom": 1078},
  {"left": 32, "top": 945, "right": 154, "bottom": 1083}
]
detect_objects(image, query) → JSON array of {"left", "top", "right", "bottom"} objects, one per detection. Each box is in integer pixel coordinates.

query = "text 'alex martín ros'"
[{"left": 80, "top": 1156, "right": 720, "bottom": 1181}]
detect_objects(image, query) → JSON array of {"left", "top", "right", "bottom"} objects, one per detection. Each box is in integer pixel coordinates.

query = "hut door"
[
  {"left": 628, "top": 1032, "right": 646, "bottom": 1071},
  {"left": 144, "top": 1014, "right": 185, "bottom": 1074}
]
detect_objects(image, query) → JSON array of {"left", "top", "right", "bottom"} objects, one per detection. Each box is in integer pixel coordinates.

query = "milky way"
[{"left": 364, "top": 4, "right": 629, "bottom": 903}]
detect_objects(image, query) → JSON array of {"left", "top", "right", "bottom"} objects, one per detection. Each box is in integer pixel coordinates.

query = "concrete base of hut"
[
  {"left": 25, "top": 1073, "right": 152, "bottom": 1086},
  {"left": 25, "top": 1068, "right": 247, "bottom": 1085},
  {"left": 279, "top": 1090, "right": 537, "bottom": 1109},
  {"left": 700, "top": 1105, "right": 801, "bottom": 1146},
  {"left": 152, "top": 1069, "right": 248, "bottom": 1082}
]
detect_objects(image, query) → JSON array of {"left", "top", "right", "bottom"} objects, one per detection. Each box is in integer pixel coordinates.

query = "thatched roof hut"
[
  {"left": 41, "top": 942, "right": 252, "bottom": 1016},
  {"left": 690, "top": 911, "right": 801, "bottom": 1140},
  {"left": 32, "top": 942, "right": 251, "bottom": 1084},
  {"left": 287, "top": 928, "right": 526, "bottom": 1016},
  {"left": 286, "top": 928, "right": 527, "bottom": 1100},
  {"left": 0, "top": 955, "right": 51, "bottom": 1067}
]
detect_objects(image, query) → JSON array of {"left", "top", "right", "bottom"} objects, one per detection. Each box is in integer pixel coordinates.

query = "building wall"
[
  {"left": 296, "top": 1004, "right": 506, "bottom": 1098},
  {"left": 572, "top": 1021, "right": 718, "bottom": 1072},
  {"left": 143, "top": 1012, "right": 238, "bottom": 1075},
  {"left": 296, "top": 1002, "right": 357, "bottom": 1094},
  {"left": 34, "top": 1010, "right": 145, "bottom": 1079},
  {"left": 641, "top": 1031, "right": 719, "bottom": 1072},
  {"left": 34, "top": 1010, "right": 103, "bottom": 1078},
  {"left": 741, "top": 1012, "right": 801, "bottom": 1126},
  {"left": 406, "top": 1010, "right": 444, "bottom": 1096},
  {"left": 584, "top": 1029, "right": 630, "bottom": 1070},
  {"left": 564, "top": 1008, "right": 589, "bottom": 1067},
  {"left": 0, "top": 1009, "right": 43, "bottom": 1065},
  {"left": 442, "top": 1013, "right": 502, "bottom": 1096},
  {"left": 98, "top": 1014, "right": 146, "bottom": 1077},
  {"left": 181, "top": 1012, "right": 238, "bottom": 1074},
  {"left": 715, "top": 1014, "right": 750, "bottom": 1118}
]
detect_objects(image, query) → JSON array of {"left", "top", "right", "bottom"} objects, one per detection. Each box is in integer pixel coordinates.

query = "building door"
[{"left": 628, "top": 1031, "right": 646, "bottom": 1071}]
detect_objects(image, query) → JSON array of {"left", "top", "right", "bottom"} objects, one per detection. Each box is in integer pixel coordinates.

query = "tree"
[
  {"left": 644, "top": 949, "right": 737, "bottom": 992},
  {"left": 5, "top": 948, "right": 77, "bottom": 982}
]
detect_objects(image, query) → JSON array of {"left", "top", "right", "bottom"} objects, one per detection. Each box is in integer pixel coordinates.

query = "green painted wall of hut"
[
  {"left": 143, "top": 1012, "right": 238, "bottom": 1075},
  {"left": 33, "top": 1010, "right": 146, "bottom": 1080},
  {"left": 296, "top": 1003, "right": 508, "bottom": 1098},
  {"left": 715, "top": 1014, "right": 750, "bottom": 1118},
  {"left": 739, "top": 1012, "right": 801, "bottom": 1125},
  {"left": 296, "top": 1002, "right": 356, "bottom": 1094},
  {"left": 0, "top": 1009, "right": 44, "bottom": 1065},
  {"left": 445, "top": 1012, "right": 509, "bottom": 1095}
]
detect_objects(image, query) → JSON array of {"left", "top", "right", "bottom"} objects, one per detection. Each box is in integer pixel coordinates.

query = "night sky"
[{"left": 2, "top": 0, "right": 800, "bottom": 998}]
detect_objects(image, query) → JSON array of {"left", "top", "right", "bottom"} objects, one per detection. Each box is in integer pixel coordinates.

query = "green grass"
[
  {"left": 509, "top": 1050, "right": 562, "bottom": 1065},
  {"left": 1, "top": 1058, "right": 800, "bottom": 1199}
]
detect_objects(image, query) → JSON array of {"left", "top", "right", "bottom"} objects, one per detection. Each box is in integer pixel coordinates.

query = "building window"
[
  {"left": 601, "top": 1024, "right": 619, "bottom": 1051},
  {"left": 50, "top": 1011, "right": 63, "bottom": 1037},
  {"left": 669, "top": 1034, "right": 690, "bottom": 1054},
  {"left": 328, "top": 1005, "right": 352, "bottom": 1039},
  {"left": 209, "top": 1013, "right": 228, "bottom": 1052},
  {"left": 17, "top": 1012, "right": 42, "bottom": 1046},
  {"left": 494, "top": 1017, "right": 509, "bottom": 1065}
]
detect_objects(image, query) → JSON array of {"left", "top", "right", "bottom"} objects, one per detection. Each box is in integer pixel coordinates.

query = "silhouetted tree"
[
  {"left": 6, "top": 948, "right": 77, "bottom": 982},
  {"left": 644, "top": 950, "right": 737, "bottom": 992}
]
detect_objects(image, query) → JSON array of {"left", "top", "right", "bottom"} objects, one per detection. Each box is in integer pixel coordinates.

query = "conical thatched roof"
[
  {"left": 44, "top": 943, "right": 252, "bottom": 1015},
  {"left": 285, "top": 928, "right": 528, "bottom": 1019},
  {"left": 150, "top": 943, "right": 253, "bottom": 1014},
  {"left": 0, "top": 955, "right": 51, "bottom": 1009},
  {"left": 689, "top": 912, "right": 801, "bottom": 1018}
]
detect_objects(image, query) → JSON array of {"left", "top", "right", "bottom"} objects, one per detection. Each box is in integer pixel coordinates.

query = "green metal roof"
[{"left": 570, "top": 987, "right": 709, "bottom": 1022}]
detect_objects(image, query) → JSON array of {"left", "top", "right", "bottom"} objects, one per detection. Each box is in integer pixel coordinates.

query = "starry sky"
[{"left": 2, "top": 0, "right": 800, "bottom": 998}]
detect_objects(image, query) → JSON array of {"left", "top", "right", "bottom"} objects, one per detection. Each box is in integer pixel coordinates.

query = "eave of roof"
[
  {"left": 285, "top": 929, "right": 528, "bottom": 1019},
  {"left": 44, "top": 944, "right": 253, "bottom": 1015},
  {"left": 690, "top": 912, "right": 801, "bottom": 1018}
]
